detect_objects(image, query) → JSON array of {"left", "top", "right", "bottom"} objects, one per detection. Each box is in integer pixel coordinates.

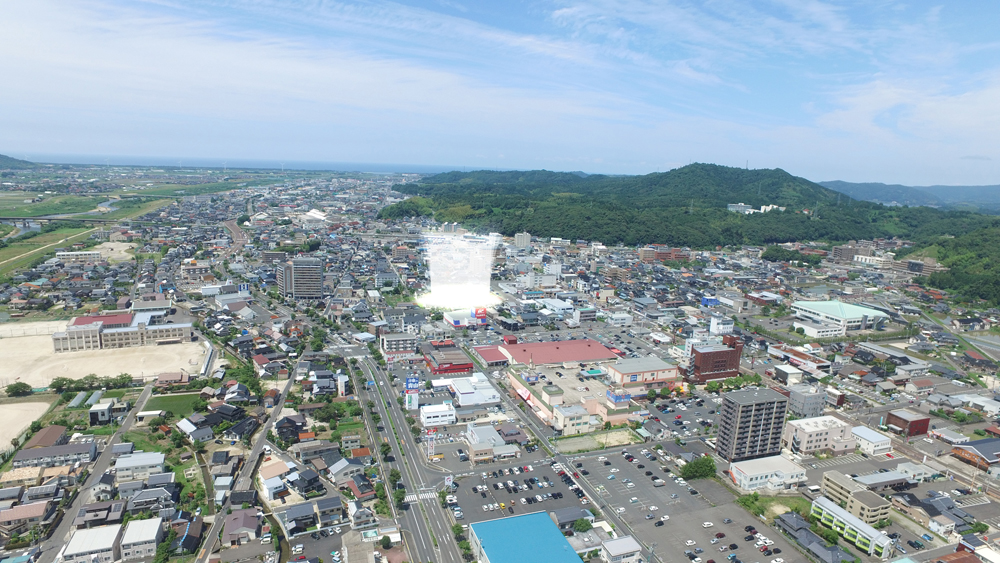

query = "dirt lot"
[
  {"left": 0, "top": 401, "right": 54, "bottom": 448},
  {"left": 554, "top": 428, "right": 640, "bottom": 453},
  {"left": 0, "top": 320, "right": 67, "bottom": 338},
  {"left": 93, "top": 242, "right": 137, "bottom": 262},
  {"left": 0, "top": 334, "right": 207, "bottom": 388}
]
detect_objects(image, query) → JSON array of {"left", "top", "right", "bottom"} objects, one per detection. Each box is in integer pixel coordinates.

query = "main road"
[{"left": 354, "top": 358, "right": 462, "bottom": 563}]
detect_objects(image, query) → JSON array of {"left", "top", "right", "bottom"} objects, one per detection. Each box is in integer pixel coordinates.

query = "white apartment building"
[
  {"left": 607, "top": 313, "right": 633, "bottom": 327},
  {"left": 729, "top": 455, "right": 807, "bottom": 491},
  {"left": 781, "top": 416, "right": 856, "bottom": 456},
  {"left": 553, "top": 404, "right": 589, "bottom": 436},
  {"left": 63, "top": 524, "right": 124, "bottom": 563},
  {"left": 121, "top": 517, "right": 163, "bottom": 561},
  {"left": 114, "top": 452, "right": 165, "bottom": 481}
]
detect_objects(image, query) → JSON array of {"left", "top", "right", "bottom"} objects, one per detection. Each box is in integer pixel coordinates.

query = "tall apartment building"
[
  {"left": 276, "top": 258, "right": 323, "bottom": 299},
  {"left": 715, "top": 388, "right": 788, "bottom": 462},
  {"left": 514, "top": 232, "right": 531, "bottom": 249}
]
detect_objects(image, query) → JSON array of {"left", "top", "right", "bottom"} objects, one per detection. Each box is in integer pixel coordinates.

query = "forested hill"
[
  {"left": 819, "top": 180, "right": 944, "bottom": 207},
  {"left": 380, "top": 164, "right": 998, "bottom": 248},
  {"left": 0, "top": 154, "right": 36, "bottom": 169}
]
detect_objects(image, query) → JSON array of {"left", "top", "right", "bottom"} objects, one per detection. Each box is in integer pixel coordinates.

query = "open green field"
[
  {"left": 0, "top": 194, "right": 102, "bottom": 217},
  {"left": 98, "top": 198, "right": 172, "bottom": 220},
  {"left": 0, "top": 225, "right": 13, "bottom": 238},
  {"left": 144, "top": 393, "right": 202, "bottom": 418},
  {"left": 0, "top": 227, "right": 95, "bottom": 277}
]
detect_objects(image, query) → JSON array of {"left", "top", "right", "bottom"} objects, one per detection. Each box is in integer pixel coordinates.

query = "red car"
[
  {"left": 675, "top": 415, "right": 682, "bottom": 419},
  {"left": 886, "top": 453, "right": 894, "bottom": 458},
  {"left": 715, "top": 533, "right": 726, "bottom": 539}
]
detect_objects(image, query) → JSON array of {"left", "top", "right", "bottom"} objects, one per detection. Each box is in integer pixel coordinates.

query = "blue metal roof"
[{"left": 470, "top": 512, "right": 580, "bottom": 563}]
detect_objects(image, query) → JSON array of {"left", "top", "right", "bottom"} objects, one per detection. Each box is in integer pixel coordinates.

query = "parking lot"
[
  {"left": 451, "top": 460, "right": 592, "bottom": 523},
  {"left": 575, "top": 446, "right": 798, "bottom": 563}
]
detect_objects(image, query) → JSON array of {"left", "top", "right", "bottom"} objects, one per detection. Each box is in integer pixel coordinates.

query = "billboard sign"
[
  {"left": 445, "top": 475, "right": 454, "bottom": 488},
  {"left": 473, "top": 307, "right": 488, "bottom": 319},
  {"left": 405, "top": 377, "right": 420, "bottom": 390},
  {"left": 404, "top": 389, "right": 420, "bottom": 410}
]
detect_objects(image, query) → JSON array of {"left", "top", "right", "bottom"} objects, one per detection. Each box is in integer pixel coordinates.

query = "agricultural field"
[
  {"left": 0, "top": 226, "right": 95, "bottom": 276},
  {"left": 0, "top": 194, "right": 103, "bottom": 217}
]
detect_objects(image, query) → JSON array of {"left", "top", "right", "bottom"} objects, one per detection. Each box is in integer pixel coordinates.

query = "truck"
[{"left": 652, "top": 478, "right": 666, "bottom": 487}]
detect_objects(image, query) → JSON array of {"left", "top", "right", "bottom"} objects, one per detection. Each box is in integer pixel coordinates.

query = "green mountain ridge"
[
  {"left": 821, "top": 180, "right": 1000, "bottom": 210},
  {"left": 382, "top": 164, "right": 997, "bottom": 248},
  {"left": 0, "top": 154, "right": 36, "bottom": 169}
]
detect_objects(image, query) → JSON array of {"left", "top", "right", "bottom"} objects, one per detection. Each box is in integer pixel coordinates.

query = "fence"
[{"left": 0, "top": 325, "right": 60, "bottom": 338}]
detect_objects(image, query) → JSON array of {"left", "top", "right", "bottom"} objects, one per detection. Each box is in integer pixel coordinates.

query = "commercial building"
[
  {"left": 600, "top": 536, "right": 643, "bottom": 563},
  {"left": 443, "top": 309, "right": 490, "bottom": 328},
  {"left": 852, "top": 426, "right": 892, "bottom": 456},
  {"left": 772, "top": 365, "right": 803, "bottom": 385},
  {"left": 715, "top": 389, "right": 788, "bottom": 462},
  {"left": 606, "top": 357, "right": 680, "bottom": 391},
  {"left": 52, "top": 313, "right": 193, "bottom": 353},
  {"left": 684, "top": 335, "right": 744, "bottom": 384},
  {"left": 885, "top": 409, "right": 930, "bottom": 437},
  {"left": 785, "top": 384, "right": 825, "bottom": 418},
  {"left": 419, "top": 404, "right": 457, "bottom": 427},
  {"left": 431, "top": 372, "right": 501, "bottom": 407},
  {"left": 728, "top": 455, "right": 807, "bottom": 491},
  {"left": 423, "top": 342, "right": 475, "bottom": 375},
  {"left": 496, "top": 339, "right": 617, "bottom": 366},
  {"left": 952, "top": 438, "right": 1000, "bottom": 470},
  {"left": 470, "top": 512, "right": 581, "bottom": 563},
  {"left": 120, "top": 517, "right": 163, "bottom": 561},
  {"left": 275, "top": 258, "right": 323, "bottom": 299},
  {"left": 781, "top": 416, "right": 856, "bottom": 456},
  {"left": 790, "top": 301, "right": 887, "bottom": 336},
  {"left": 552, "top": 405, "right": 590, "bottom": 436},
  {"left": 63, "top": 524, "right": 124, "bottom": 563},
  {"left": 810, "top": 497, "right": 894, "bottom": 558}
]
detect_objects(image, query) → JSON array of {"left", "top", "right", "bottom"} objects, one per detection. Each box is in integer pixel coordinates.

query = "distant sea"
[{"left": 23, "top": 153, "right": 470, "bottom": 174}]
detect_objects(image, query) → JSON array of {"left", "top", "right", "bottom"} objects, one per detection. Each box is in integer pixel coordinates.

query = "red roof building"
[{"left": 497, "top": 339, "right": 616, "bottom": 366}]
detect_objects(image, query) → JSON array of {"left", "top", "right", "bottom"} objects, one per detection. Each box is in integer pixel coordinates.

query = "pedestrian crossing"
[
  {"left": 804, "top": 453, "right": 867, "bottom": 469},
  {"left": 404, "top": 491, "right": 438, "bottom": 503},
  {"left": 956, "top": 494, "right": 991, "bottom": 508}
]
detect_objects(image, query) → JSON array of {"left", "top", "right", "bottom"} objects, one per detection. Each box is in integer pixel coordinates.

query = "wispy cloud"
[{"left": 0, "top": 0, "right": 998, "bottom": 184}]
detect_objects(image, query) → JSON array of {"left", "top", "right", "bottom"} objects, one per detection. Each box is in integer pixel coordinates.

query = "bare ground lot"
[
  {"left": 93, "top": 241, "right": 137, "bottom": 262},
  {"left": 0, "top": 401, "right": 54, "bottom": 448},
  {"left": 553, "top": 428, "right": 640, "bottom": 453},
  {"left": 0, "top": 334, "right": 207, "bottom": 388}
]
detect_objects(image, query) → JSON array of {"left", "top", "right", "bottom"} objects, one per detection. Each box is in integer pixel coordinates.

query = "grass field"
[
  {"left": 98, "top": 198, "right": 172, "bottom": 220},
  {"left": 144, "top": 394, "right": 203, "bottom": 418},
  {"left": 0, "top": 225, "right": 13, "bottom": 238},
  {"left": 0, "top": 194, "right": 101, "bottom": 217},
  {"left": 0, "top": 227, "right": 95, "bottom": 276}
]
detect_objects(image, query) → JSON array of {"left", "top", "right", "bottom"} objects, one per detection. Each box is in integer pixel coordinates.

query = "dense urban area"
[{"left": 1, "top": 159, "right": 1000, "bottom": 563}]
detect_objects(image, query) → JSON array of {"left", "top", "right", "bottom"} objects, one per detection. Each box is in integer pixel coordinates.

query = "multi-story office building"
[
  {"left": 786, "top": 384, "right": 825, "bottom": 418},
  {"left": 781, "top": 415, "right": 856, "bottom": 456},
  {"left": 715, "top": 389, "right": 788, "bottom": 462},
  {"left": 684, "top": 334, "right": 744, "bottom": 384},
  {"left": 276, "top": 258, "right": 323, "bottom": 299}
]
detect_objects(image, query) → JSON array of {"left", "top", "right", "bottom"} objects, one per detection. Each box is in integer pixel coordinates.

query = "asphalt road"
[
  {"left": 356, "top": 357, "right": 463, "bottom": 563},
  {"left": 37, "top": 384, "right": 154, "bottom": 563},
  {"left": 196, "top": 375, "right": 296, "bottom": 563}
]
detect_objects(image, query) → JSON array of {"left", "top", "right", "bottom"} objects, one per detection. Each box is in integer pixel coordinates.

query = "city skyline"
[{"left": 1, "top": 1, "right": 999, "bottom": 185}]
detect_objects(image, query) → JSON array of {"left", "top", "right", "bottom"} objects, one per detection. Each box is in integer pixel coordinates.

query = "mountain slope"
[
  {"left": 819, "top": 181, "right": 944, "bottom": 207},
  {"left": 0, "top": 154, "right": 36, "bottom": 169},
  {"left": 382, "top": 164, "right": 998, "bottom": 247}
]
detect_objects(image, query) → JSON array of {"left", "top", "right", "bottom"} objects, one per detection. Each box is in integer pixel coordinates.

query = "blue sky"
[{"left": 1, "top": 0, "right": 999, "bottom": 184}]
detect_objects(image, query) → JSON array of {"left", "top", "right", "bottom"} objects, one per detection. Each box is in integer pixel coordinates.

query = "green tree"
[
  {"left": 393, "top": 488, "right": 406, "bottom": 508},
  {"left": 451, "top": 524, "right": 464, "bottom": 539},
  {"left": 646, "top": 390, "right": 657, "bottom": 401},
  {"left": 705, "top": 381, "right": 722, "bottom": 393},
  {"left": 5, "top": 382, "right": 32, "bottom": 397},
  {"left": 573, "top": 518, "right": 593, "bottom": 533},
  {"left": 49, "top": 377, "right": 75, "bottom": 393},
  {"left": 680, "top": 455, "right": 716, "bottom": 480},
  {"left": 380, "top": 535, "right": 392, "bottom": 550},
  {"left": 380, "top": 441, "right": 392, "bottom": 460},
  {"left": 389, "top": 469, "right": 402, "bottom": 489}
]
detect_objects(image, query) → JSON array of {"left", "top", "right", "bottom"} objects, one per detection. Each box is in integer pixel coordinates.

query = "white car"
[
  {"left": 334, "top": 527, "right": 341, "bottom": 533},
  {"left": 710, "top": 539, "right": 719, "bottom": 545},
  {"left": 772, "top": 559, "right": 784, "bottom": 563},
  {"left": 626, "top": 483, "right": 635, "bottom": 488},
  {"left": 702, "top": 522, "right": 714, "bottom": 528},
  {"left": 610, "top": 468, "right": 620, "bottom": 473},
  {"left": 617, "top": 507, "right": 626, "bottom": 513},
  {"left": 483, "top": 504, "right": 489, "bottom": 512},
  {"left": 661, "top": 515, "right": 669, "bottom": 521},
  {"left": 520, "top": 498, "right": 527, "bottom": 505},
  {"left": 685, "top": 540, "right": 696, "bottom": 546},
  {"left": 649, "top": 505, "right": 658, "bottom": 511},
  {"left": 527, "top": 465, "right": 533, "bottom": 472},
  {"left": 597, "top": 456, "right": 607, "bottom": 461}
]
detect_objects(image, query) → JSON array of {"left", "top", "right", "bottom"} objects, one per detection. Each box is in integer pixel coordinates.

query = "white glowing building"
[{"left": 418, "top": 233, "right": 501, "bottom": 310}]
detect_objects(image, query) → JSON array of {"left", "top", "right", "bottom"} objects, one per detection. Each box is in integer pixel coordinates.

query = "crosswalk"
[
  {"left": 404, "top": 491, "right": 438, "bottom": 503},
  {"left": 804, "top": 453, "right": 867, "bottom": 469},
  {"left": 956, "top": 494, "right": 991, "bottom": 508}
]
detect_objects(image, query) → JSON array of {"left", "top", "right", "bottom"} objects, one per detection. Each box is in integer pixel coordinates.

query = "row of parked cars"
[{"left": 679, "top": 520, "right": 783, "bottom": 563}]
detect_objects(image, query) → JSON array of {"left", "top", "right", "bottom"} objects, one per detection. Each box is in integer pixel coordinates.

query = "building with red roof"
[{"left": 497, "top": 339, "right": 616, "bottom": 366}]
